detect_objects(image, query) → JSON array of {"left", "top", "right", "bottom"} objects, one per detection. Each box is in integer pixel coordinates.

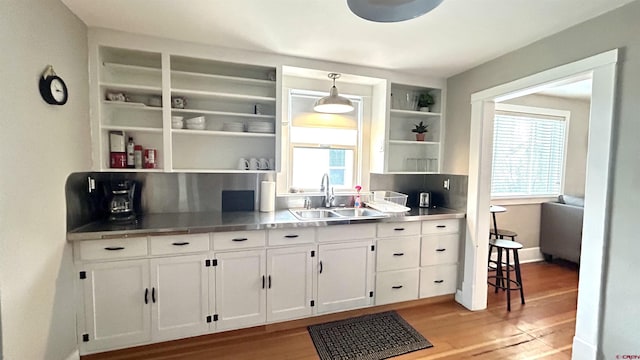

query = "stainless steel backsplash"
[{"left": 66, "top": 172, "right": 467, "bottom": 231}]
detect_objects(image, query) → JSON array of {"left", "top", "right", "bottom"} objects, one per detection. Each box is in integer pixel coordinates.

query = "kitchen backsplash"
[{"left": 66, "top": 172, "right": 467, "bottom": 231}]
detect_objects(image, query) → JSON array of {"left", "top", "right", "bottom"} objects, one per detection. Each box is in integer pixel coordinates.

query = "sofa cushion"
[{"left": 558, "top": 194, "right": 584, "bottom": 207}]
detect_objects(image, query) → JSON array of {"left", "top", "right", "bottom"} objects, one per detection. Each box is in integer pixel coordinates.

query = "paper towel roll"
[{"left": 260, "top": 181, "right": 276, "bottom": 212}]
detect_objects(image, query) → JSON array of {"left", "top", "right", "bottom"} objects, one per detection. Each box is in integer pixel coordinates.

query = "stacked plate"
[
  {"left": 185, "top": 116, "right": 206, "bottom": 130},
  {"left": 247, "top": 121, "right": 274, "bottom": 133},
  {"left": 222, "top": 122, "right": 244, "bottom": 132}
]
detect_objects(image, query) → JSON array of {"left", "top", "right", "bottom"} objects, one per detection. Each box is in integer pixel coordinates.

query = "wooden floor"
[{"left": 84, "top": 261, "right": 579, "bottom": 360}]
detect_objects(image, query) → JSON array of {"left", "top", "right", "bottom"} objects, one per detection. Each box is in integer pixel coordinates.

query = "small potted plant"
[
  {"left": 412, "top": 121, "right": 428, "bottom": 141},
  {"left": 418, "top": 92, "right": 434, "bottom": 112}
]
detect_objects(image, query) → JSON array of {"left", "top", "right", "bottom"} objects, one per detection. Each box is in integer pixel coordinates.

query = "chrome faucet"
[{"left": 320, "top": 173, "right": 334, "bottom": 208}]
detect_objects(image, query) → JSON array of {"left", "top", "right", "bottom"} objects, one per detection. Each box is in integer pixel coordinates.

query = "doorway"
[{"left": 457, "top": 49, "right": 618, "bottom": 360}]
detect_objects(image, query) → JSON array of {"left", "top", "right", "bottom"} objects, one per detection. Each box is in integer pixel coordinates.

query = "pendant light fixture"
[
  {"left": 314, "top": 73, "right": 354, "bottom": 114},
  {"left": 347, "top": 0, "right": 444, "bottom": 23}
]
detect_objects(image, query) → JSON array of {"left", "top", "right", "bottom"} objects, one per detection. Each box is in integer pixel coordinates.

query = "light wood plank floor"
[{"left": 84, "top": 261, "right": 578, "bottom": 360}]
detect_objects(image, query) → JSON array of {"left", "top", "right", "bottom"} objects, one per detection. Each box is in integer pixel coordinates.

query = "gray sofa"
[{"left": 540, "top": 195, "right": 584, "bottom": 264}]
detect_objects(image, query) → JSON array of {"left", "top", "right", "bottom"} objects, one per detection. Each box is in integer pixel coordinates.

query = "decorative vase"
[
  {"left": 419, "top": 106, "right": 430, "bottom": 112},
  {"left": 416, "top": 133, "right": 425, "bottom": 141}
]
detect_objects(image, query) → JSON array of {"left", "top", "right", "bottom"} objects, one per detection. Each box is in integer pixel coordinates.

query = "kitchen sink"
[{"left": 290, "top": 207, "right": 388, "bottom": 221}]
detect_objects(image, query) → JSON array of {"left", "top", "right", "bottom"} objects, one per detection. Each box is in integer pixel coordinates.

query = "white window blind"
[{"left": 491, "top": 109, "right": 567, "bottom": 197}]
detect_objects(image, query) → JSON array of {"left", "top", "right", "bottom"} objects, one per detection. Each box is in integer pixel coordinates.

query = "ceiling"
[{"left": 61, "top": 0, "right": 635, "bottom": 78}]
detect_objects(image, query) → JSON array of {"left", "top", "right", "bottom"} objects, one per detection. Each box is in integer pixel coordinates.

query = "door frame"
[{"left": 456, "top": 49, "right": 618, "bottom": 360}]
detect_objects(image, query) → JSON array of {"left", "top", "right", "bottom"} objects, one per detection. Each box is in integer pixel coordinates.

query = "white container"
[
  {"left": 185, "top": 116, "right": 206, "bottom": 124},
  {"left": 260, "top": 181, "right": 276, "bottom": 212}
]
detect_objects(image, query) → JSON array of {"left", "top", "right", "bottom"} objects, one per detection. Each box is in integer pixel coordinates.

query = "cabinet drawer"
[
  {"left": 377, "top": 222, "right": 421, "bottom": 238},
  {"left": 268, "top": 227, "right": 315, "bottom": 246},
  {"left": 375, "top": 269, "right": 419, "bottom": 305},
  {"left": 78, "top": 237, "right": 148, "bottom": 261},
  {"left": 212, "top": 230, "right": 266, "bottom": 250},
  {"left": 421, "top": 233, "right": 460, "bottom": 266},
  {"left": 419, "top": 264, "right": 458, "bottom": 298},
  {"left": 150, "top": 233, "right": 210, "bottom": 255},
  {"left": 421, "top": 219, "right": 460, "bottom": 235},
  {"left": 317, "top": 223, "right": 376, "bottom": 242},
  {"left": 376, "top": 237, "right": 420, "bottom": 271}
]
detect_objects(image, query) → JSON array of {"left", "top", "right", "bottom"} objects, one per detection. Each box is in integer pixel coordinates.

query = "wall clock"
[{"left": 39, "top": 65, "right": 68, "bottom": 105}]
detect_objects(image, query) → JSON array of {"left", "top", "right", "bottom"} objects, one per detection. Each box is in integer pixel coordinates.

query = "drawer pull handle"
[
  {"left": 104, "top": 246, "right": 124, "bottom": 251},
  {"left": 392, "top": 285, "right": 404, "bottom": 289},
  {"left": 262, "top": 275, "right": 266, "bottom": 289},
  {"left": 152, "top": 287, "right": 156, "bottom": 303},
  {"left": 436, "top": 225, "right": 447, "bottom": 228},
  {"left": 232, "top": 238, "right": 248, "bottom": 242},
  {"left": 436, "top": 248, "right": 446, "bottom": 252},
  {"left": 268, "top": 275, "right": 272, "bottom": 289},
  {"left": 393, "top": 252, "right": 405, "bottom": 256},
  {"left": 434, "top": 280, "right": 444, "bottom": 284},
  {"left": 284, "top": 234, "right": 299, "bottom": 238},
  {"left": 393, "top": 227, "right": 405, "bottom": 231},
  {"left": 144, "top": 288, "right": 149, "bottom": 304},
  {"left": 172, "top": 242, "right": 190, "bottom": 246},
  {"left": 319, "top": 261, "right": 323, "bottom": 274}
]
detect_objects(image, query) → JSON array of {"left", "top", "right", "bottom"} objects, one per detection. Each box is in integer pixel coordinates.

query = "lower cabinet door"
[
  {"left": 150, "top": 255, "right": 210, "bottom": 341},
  {"left": 317, "top": 240, "right": 374, "bottom": 314},
  {"left": 266, "top": 245, "right": 315, "bottom": 322},
  {"left": 80, "top": 259, "right": 151, "bottom": 353},
  {"left": 375, "top": 269, "right": 419, "bottom": 305},
  {"left": 215, "top": 250, "right": 267, "bottom": 330},
  {"left": 419, "top": 264, "right": 458, "bottom": 298}
]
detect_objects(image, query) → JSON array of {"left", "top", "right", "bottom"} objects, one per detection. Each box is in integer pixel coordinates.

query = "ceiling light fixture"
[
  {"left": 347, "top": 0, "right": 444, "bottom": 23},
  {"left": 314, "top": 73, "right": 354, "bottom": 114}
]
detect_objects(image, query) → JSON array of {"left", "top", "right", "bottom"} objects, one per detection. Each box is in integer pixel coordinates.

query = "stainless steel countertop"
[{"left": 67, "top": 207, "right": 465, "bottom": 241}]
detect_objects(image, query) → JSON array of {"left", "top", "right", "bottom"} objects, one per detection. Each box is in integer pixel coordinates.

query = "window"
[
  {"left": 491, "top": 104, "right": 569, "bottom": 198},
  {"left": 288, "top": 90, "right": 361, "bottom": 190}
]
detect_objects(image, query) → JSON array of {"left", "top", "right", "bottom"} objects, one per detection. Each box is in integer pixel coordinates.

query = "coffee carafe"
[{"left": 107, "top": 180, "right": 137, "bottom": 223}]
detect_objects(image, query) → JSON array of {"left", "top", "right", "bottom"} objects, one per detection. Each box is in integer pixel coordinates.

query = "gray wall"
[
  {"left": 0, "top": 0, "right": 90, "bottom": 359},
  {"left": 443, "top": 0, "right": 640, "bottom": 356}
]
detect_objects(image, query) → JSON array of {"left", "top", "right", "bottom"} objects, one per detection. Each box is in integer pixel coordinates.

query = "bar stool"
[
  {"left": 491, "top": 228, "right": 518, "bottom": 241},
  {"left": 487, "top": 239, "right": 525, "bottom": 311}
]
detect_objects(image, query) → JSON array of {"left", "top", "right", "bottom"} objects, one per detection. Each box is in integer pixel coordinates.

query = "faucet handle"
[{"left": 304, "top": 197, "right": 312, "bottom": 209}]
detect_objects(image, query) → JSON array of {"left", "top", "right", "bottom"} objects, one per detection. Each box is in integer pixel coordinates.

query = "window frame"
[
  {"left": 286, "top": 88, "right": 363, "bottom": 193},
  {"left": 491, "top": 103, "right": 571, "bottom": 201}
]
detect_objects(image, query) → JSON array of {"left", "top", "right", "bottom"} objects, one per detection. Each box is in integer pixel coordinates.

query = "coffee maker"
[{"left": 106, "top": 180, "right": 138, "bottom": 223}]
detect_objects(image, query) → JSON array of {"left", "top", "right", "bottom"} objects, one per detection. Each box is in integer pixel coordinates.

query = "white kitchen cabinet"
[
  {"left": 266, "top": 245, "right": 315, "bottom": 322},
  {"left": 214, "top": 249, "right": 267, "bottom": 330},
  {"left": 79, "top": 259, "right": 151, "bottom": 353},
  {"left": 370, "top": 82, "right": 444, "bottom": 174},
  {"left": 150, "top": 254, "right": 210, "bottom": 341},
  {"left": 419, "top": 219, "right": 461, "bottom": 299},
  {"left": 90, "top": 45, "right": 279, "bottom": 172},
  {"left": 375, "top": 269, "right": 420, "bottom": 305},
  {"left": 317, "top": 240, "right": 375, "bottom": 314}
]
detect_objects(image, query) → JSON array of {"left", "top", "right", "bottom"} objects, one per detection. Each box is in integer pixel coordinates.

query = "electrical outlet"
[{"left": 443, "top": 178, "right": 450, "bottom": 191}]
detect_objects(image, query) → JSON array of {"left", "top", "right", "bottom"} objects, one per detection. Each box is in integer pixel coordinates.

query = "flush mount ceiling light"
[
  {"left": 314, "top": 73, "right": 354, "bottom": 114},
  {"left": 347, "top": 0, "right": 444, "bottom": 23}
]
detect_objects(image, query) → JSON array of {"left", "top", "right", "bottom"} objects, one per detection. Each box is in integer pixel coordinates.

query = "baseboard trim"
[
  {"left": 490, "top": 246, "right": 543, "bottom": 264},
  {"left": 572, "top": 335, "right": 597, "bottom": 360}
]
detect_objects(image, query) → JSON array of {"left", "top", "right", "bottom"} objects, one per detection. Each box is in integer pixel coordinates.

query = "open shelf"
[
  {"left": 171, "top": 108, "right": 275, "bottom": 119},
  {"left": 171, "top": 88, "right": 276, "bottom": 102},
  {"left": 171, "top": 129, "right": 275, "bottom": 138}
]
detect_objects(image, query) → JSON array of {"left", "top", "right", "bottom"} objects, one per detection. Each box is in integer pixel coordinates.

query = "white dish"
[
  {"left": 171, "top": 121, "right": 184, "bottom": 129},
  {"left": 172, "top": 116, "right": 184, "bottom": 121},
  {"left": 186, "top": 123, "right": 206, "bottom": 130},
  {"left": 185, "top": 116, "right": 206, "bottom": 124}
]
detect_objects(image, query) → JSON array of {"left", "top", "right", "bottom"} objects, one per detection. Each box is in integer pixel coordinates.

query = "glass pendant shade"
[
  {"left": 347, "top": 0, "right": 444, "bottom": 23},
  {"left": 314, "top": 73, "right": 354, "bottom": 114}
]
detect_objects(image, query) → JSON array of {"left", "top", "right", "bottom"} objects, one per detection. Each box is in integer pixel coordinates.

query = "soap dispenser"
[{"left": 354, "top": 185, "right": 362, "bottom": 208}]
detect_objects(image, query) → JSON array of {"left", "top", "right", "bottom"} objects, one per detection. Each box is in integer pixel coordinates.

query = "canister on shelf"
[
  {"left": 134, "top": 145, "right": 143, "bottom": 169},
  {"left": 144, "top": 148, "right": 157, "bottom": 169}
]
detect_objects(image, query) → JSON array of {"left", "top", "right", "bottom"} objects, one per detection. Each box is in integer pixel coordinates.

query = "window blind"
[{"left": 491, "top": 111, "right": 567, "bottom": 197}]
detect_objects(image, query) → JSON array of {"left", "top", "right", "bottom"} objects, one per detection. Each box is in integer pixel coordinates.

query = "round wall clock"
[{"left": 39, "top": 65, "right": 68, "bottom": 105}]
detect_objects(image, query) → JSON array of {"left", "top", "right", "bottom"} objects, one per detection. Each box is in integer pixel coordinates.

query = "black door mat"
[{"left": 307, "top": 310, "right": 433, "bottom": 360}]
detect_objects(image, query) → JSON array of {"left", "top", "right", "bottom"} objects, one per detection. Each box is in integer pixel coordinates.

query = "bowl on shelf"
[
  {"left": 171, "top": 116, "right": 184, "bottom": 129},
  {"left": 185, "top": 116, "right": 205, "bottom": 124},
  {"left": 186, "top": 123, "right": 206, "bottom": 130}
]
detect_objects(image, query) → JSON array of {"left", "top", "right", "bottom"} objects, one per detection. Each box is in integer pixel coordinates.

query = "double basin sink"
[{"left": 290, "top": 207, "right": 388, "bottom": 221}]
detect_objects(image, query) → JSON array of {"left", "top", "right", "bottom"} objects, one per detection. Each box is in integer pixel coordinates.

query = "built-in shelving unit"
[
  {"left": 370, "top": 82, "right": 443, "bottom": 174},
  {"left": 91, "top": 46, "right": 278, "bottom": 172}
]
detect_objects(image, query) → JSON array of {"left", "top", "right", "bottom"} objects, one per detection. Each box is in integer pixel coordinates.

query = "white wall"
[
  {"left": 444, "top": 0, "right": 640, "bottom": 356},
  {"left": 0, "top": 0, "right": 90, "bottom": 359}
]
